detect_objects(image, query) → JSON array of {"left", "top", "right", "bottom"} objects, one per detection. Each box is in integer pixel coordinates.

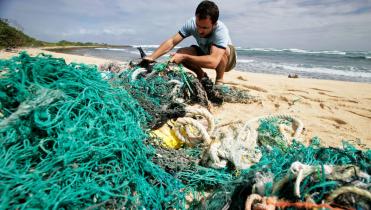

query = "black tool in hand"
[
  {"left": 136, "top": 47, "right": 154, "bottom": 72},
  {"left": 137, "top": 47, "right": 147, "bottom": 58}
]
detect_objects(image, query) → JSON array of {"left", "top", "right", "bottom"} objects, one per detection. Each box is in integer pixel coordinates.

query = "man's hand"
[
  {"left": 138, "top": 57, "right": 155, "bottom": 68},
  {"left": 143, "top": 56, "right": 154, "bottom": 62},
  {"left": 170, "top": 53, "right": 186, "bottom": 64}
]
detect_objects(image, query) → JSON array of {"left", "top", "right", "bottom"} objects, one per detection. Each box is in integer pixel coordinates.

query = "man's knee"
[{"left": 216, "top": 52, "right": 228, "bottom": 70}]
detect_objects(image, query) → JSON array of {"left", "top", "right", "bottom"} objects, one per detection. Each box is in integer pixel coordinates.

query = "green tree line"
[{"left": 0, "top": 18, "right": 107, "bottom": 49}]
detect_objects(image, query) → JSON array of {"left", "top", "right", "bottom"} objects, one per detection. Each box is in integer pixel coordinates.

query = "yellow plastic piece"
[{"left": 151, "top": 121, "right": 183, "bottom": 149}]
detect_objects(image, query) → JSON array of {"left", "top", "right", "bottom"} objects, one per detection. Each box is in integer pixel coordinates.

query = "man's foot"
[
  {"left": 200, "top": 76, "right": 223, "bottom": 105},
  {"left": 215, "top": 79, "right": 224, "bottom": 85},
  {"left": 197, "top": 71, "right": 208, "bottom": 80}
]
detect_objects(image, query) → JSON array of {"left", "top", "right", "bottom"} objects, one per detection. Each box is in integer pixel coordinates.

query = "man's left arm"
[{"left": 171, "top": 45, "right": 225, "bottom": 69}]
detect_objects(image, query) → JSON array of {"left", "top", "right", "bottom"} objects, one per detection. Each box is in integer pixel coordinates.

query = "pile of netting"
[
  {"left": 0, "top": 52, "right": 257, "bottom": 209},
  {"left": 150, "top": 114, "right": 371, "bottom": 209},
  {"left": 99, "top": 60, "right": 258, "bottom": 129},
  {"left": 0, "top": 52, "right": 187, "bottom": 209},
  {"left": 0, "top": 52, "right": 369, "bottom": 209}
]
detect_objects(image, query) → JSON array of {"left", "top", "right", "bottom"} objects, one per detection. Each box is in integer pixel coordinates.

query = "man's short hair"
[{"left": 195, "top": 1, "right": 219, "bottom": 24}]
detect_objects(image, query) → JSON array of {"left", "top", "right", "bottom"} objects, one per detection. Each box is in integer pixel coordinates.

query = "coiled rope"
[
  {"left": 172, "top": 111, "right": 305, "bottom": 170},
  {"left": 173, "top": 107, "right": 214, "bottom": 145},
  {"left": 327, "top": 186, "right": 371, "bottom": 203},
  {"left": 272, "top": 161, "right": 370, "bottom": 198}
]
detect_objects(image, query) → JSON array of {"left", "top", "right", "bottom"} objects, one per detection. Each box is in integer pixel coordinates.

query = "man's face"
[{"left": 195, "top": 16, "right": 215, "bottom": 38}]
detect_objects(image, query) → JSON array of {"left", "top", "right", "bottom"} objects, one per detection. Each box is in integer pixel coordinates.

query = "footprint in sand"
[
  {"left": 319, "top": 116, "right": 347, "bottom": 125},
  {"left": 346, "top": 110, "right": 371, "bottom": 119},
  {"left": 241, "top": 84, "right": 268, "bottom": 92},
  {"left": 287, "top": 89, "right": 309, "bottom": 94},
  {"left": 310, "top": 88, "right": 332, "bottom": 93},
  {"left": 318, "top": 92, "right": 359, "bottom": 104},
  {"left": 319, "top": 103, "right": 332, "bottom": 111},
  {"left": 223, "top": 81, "right": 268, "bottom": 93},
  {"left": 267, "top": 95, "right": 278, "bottom": 102},
  {"left": 280, "top": 96, "right": 289, "bottom": 103},
  {"left": 318, "top": 92, "right": 340, "bottom": 98},
  {"left": 237, "top": 76, "right": 248, "bottom": 81}
]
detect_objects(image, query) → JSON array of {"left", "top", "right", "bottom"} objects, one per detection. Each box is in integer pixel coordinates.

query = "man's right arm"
[{"left": 146, "top": 33, "right": 184, "bottom": 61}]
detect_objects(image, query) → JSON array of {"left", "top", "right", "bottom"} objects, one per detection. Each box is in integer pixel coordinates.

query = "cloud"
[
  {"left": 61, "top": 27, "right": 136, "bottom": 37},
  {"left": 1, "top": 0, "right": 371, "bottom": 50},
  {"left": 216, "top": 0, "right": 371, "bottom": 50}
]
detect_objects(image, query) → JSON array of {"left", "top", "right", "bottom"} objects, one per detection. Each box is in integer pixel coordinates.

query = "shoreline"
[
  {"left": 45, "top": 46, "right": 371, "bottom": 84},
  {"left": 1, "top": 47, "right": 371, "bottom": 148},
  {"left": 5, "top": 46, "right": 371, "bottom": 85},
  {"left": 43, "top": 44, "right": 133, "bottom": 52}
]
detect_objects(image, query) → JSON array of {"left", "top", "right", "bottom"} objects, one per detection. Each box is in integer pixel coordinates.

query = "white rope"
[
  {"left": 327, "top": 186, "right": 371, "bottom": 202},
  {"left": 173, "top": 111, "right": 305, "bottom": 170},
  {"left": 131, "top": 68, "right": 147, "bottom": 81},
  {"left": 252, "top": 172, "right": 274, "bottom": 195},
  {"left": 144, "top": 69, "right": 162, "bottom": 79},
  {"left": 0, "top": 89, "right": 64, "bottom": 129},
  {"left": 273, "top": 161, "right": 369, "bottom": 198},
  {"left": 245, "top": 114, "right": 304, "bottom": 142},
  {"left": 172, "top": 107, "right": 214, "bottom": 145},
  {"left": 185, "top": 107, "right": 215, "bottom": 133},
  {"left": 173, "top": 117, "right": 212, "bottom": 145},
  {"left": 206, "top": 121, "right": 262, "bottom": 170},
  {"left": 245, "top": 194, "right": 276, "bottom": 210},
  {"left": 168, "top": 80, "right": 183, "bottom": 100},
  {"left": 204, "top": 114, "right": 304, "bottom": 170},
  {"left": 245, "top": 194, "right": 263, "bottom": 210}
]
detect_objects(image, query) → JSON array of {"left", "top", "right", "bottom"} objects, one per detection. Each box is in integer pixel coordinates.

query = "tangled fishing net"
[
  {"left": 0, "top": 52, "right": 186, "bottom": 209},
  {"left": 0, "top": 52, "right": 369, "bottom": 209}
]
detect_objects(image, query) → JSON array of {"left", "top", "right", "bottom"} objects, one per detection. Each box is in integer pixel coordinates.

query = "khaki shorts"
[
  {"left": 225, "top": 45, "right": 237, "bottom": 72},
  {"left": 190, "top": 44, "right": 237, "bottom": 72}
]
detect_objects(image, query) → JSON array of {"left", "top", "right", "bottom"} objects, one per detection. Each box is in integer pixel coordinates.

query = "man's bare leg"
[
  {"left": 176, "top": 47, "right": 206, "bottom": 79},
  {"left": 215, "top": 47, "right": 230, "bottom": 85}
]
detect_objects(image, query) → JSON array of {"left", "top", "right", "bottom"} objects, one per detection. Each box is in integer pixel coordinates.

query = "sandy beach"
[{"left": 1, "top": 47, "right": 370, "bottom": 148}]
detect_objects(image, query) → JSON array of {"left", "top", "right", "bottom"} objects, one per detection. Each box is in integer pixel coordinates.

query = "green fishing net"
[
  {"left": 0, "top": 52, "right": 369, "bottom": 210},
  {"left": 0, "top": 52, "right": 185, "bottom": 209}
]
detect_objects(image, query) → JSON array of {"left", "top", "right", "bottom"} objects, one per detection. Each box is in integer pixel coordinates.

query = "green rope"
[
  {"left": 176, "top": 64, "right": 194, "bottom": 94},
  {"left": 0, "top": 52, "right": 369, "bottom": 210},
  {"left": 0, "top": 52, "right": 185, "bottom": 209}
]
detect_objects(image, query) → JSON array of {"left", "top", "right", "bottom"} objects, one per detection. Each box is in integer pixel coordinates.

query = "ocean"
[{"left": 50, "top": 46, "right": 371, "bottom": 83}]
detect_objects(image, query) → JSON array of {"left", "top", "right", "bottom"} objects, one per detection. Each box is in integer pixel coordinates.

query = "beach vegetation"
[{"left": 0, "top": 18, "right": 108, "bottom": 49}]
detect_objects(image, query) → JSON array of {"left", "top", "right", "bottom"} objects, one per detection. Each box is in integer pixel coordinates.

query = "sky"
[{"left": 1, "top": 0, "right": 371, "bottom": 51}]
